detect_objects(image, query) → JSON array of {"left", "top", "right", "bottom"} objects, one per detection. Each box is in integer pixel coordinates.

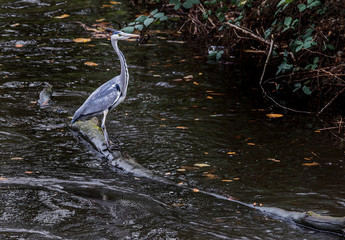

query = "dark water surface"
[{"left": 1, "top": 0, "right": 344, "bottom": 239}]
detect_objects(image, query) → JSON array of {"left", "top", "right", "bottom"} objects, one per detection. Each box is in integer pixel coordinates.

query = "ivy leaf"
[
  {"left": 182, "top": 0, "right": 200, "bottom": 9},
  {"left": 302, "top": 86, "right": 312, "bottom": 95},
  {"left": 284, "top": 17, "right": 292, "bottom": 27},
  {"left": 135, "top": 15, "right": 147, "bottom": 22},
  {"left": 122, "top": 26, "right": 134, "bottom": 33},
  {"left": 298, "top": 4, "right": 306, "bottom": 12},
  {"left": 160, "top": 16, "right": 168, "bottom": 21},
  {"left": 135, "top": 24, "right": 143, "bottom": 31},
  {"left": 144, "top": 17, "right": 154, "bottom": 27},
  {"left": 169, "top": 0, "right": 181, "bottom": 10},
  {"left": 326, "top": 43, "right": 335, "bottom": 51},
  {"left": 150, "top": 9, "right": 159, "bottom": 16},
  {"left": 153, "top": 12, "right": 164, "bottom": 18},
  {"left": 293, "top": 83, "right": 302, "bottom": 92}
]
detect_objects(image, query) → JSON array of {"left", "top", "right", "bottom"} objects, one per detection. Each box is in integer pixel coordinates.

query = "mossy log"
[
  {"left": 70, "top": 117, "right": 171, "bottom": 184},
  {"left": 255, "top": 206, "right": 345, "bottom": 236}
]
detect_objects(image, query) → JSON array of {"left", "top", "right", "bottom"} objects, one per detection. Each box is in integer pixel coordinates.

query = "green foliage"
[{"left": 122, "top": 8, "right": 168, "bottom": 33}]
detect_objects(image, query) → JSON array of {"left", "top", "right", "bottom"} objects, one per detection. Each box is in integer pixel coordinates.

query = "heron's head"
[{"left": 110, "top": 30, "right": 140, "bottom": 41}]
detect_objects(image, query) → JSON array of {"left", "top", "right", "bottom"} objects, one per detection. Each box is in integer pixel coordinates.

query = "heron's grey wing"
[{"left": 72, "top": 80, "right": 121, "bottom": 122}]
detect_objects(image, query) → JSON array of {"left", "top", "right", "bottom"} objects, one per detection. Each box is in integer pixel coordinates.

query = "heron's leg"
[{"left": 101, "top": 109, "right": 110, "bottom": 147}]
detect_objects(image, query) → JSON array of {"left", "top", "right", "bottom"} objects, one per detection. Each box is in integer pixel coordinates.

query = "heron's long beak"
[{"left": 123, "top": 32, "right": 141, "bottom": 41}]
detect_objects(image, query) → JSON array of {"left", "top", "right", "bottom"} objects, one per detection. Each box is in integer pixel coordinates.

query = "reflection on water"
[{"left": 0, "top": 0, "right": 344, "bottom": 239}]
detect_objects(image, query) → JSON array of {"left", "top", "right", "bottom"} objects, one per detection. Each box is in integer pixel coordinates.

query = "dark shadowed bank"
[{"left": 125, "top": 0, "right": 345, "bottom": 142}]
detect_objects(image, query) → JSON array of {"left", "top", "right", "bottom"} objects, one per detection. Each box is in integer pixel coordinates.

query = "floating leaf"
[
  {"left": 110, "top": 1, "right": 121, "bottom": 4},
  {"left": 15, "top": 44, "right": 24, "bottom": 48},
  {"left": 0, "top": 177, "right": 8, "bottom": 181},
  {"left": 222, "top": 179, "right": 233, "bottom": 182},
  {"left": 11, "top": 157, "right": 23, "bottom": 160},
  {"left": 267, "top": 158, "right": 280, "bottom": 162},
  {"left": 54, "top": 14, "right": 70, "bottom": 19},
  {"left": 73, "top": 38, "right": 91, "bottom": 43},
  {"left": 206, "top": 96, "right": 213, "bottom": 99},
  {"left": 25, "top": 171, "right": 33, "bottom": 174},
  {"left": 84, "top": 62, "right": 98, "bottom": 66},
  {"left": 302, "top": 162, "right": 319, "bottom": 166},
  {"left": 176, "top": 126, "right": 188, "bottom": 129},
  {"left": 193, "top": 81, "right": 199, "bottom": 85},
  {"left": 194, "top": 163, "right": 210, "bottom": 167},
  {"left": 247, "top": 143, "right": 255, "bottom": 145},
  {"left": 203, "top": 173, "right": 219, "bottom": 179},
  {"left": 233, "top": 178, "right": 240, "bottom": 180},
  {"left": 204, "top": 152, "right": 209, "bottom": 155},
  {"left": 266, "top": 113, "right": 284, "bottom": 118},
  {"left": 177, "top": 168, "right": 186, "bottom": 172},
  {"left": 192, "top": 188, "right": 200, "bottom": 192},
  {"left": 183, "top": 75, "right": 193, "bottom": 79},
  {"left": 227, "top": 152, "right": 236, "bottom": 155}
]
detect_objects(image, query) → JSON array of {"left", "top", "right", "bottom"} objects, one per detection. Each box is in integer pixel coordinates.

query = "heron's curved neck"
[{"left": 111, "top": 39, "right": 129, "bottom": 94}]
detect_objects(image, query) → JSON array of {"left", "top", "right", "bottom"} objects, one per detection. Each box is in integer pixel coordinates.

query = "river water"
[{"left": 0, "top": 0, "right": 344, "bottom": 239}]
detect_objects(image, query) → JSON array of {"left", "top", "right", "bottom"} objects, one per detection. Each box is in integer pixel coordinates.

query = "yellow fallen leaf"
[
  {"left": 266, "top": 113, "right": 284, "bottom": 118},
  {"left": 183, "top": 75, "right": 193, "bottom": 79},
  {"left": 193, "top": 81, "right": 199, "bottom": 86},
  {"left": 192, "top": 188, "right": 200, "bottom": 192},
  {"left": 227, "top": 152, "right": 236, "bottom": 155},
  {"left": 302, "top": 162, "right": 319, "bottom": 166},
  {"left": 198, "top": 72, "right": 203, "bottom": 75},
  {"left": 160, "top": 118, "right": 166, "bottom": 121},
  {"left": 204, "top": 152, "right": 209, "bottom": 155},
  {"left": 194, "top": 163, "right": 210, "bottom": 167},
  {"left": 54, "top": 14, "right": 70, "bottom": 19},
  {"left": 177, "top": 168, "right": 186, "bottom": 172},
  {"left": 203, "top": 173, "right": 219, "bottom": 179},
  {"left": 247, "top": 143, "right": 255, "bottom": 145},
  {"left": 304, "top": 157, "right": 312, "bottom": 161},
  {"left": 267, "top": 158, "right": 280, "bottom": 162},
  {"left": 15, "top": 44, "right": 23, "bottom": 48},
  {"left": 84, "top": 62, "right": 98, "bottom": 66},
  {"left": 0, "top": 177, "right": 8, "bottom": 181},
  {"left": 102, "top": 4, "right": 112, "bottom": 7},
  {"left": 233, "top": 178, "right": 240, "bottom": 180},
  {"left": 11, "top": 157, "right": 23, "bottom": 160},
  {"left": 25, "top": 171, "right": 33, "bottom": 174},
  {"left": 96, "top": 18, "right": 106, "bottom": 22},
  {"left": 206, "top": 96, "right": 213, "bottom": 99},
  {"left": 110, "top": 1, "right": 121, "bottom": 4},
  {"left": 73, "top": 38, "right": 91, "bottom": 43},
  {"left": 176, "top": 126, "right": 188, "bottom": 129},
  {"left": 222, "top": 179, "right": 233, "bottom": 182}
]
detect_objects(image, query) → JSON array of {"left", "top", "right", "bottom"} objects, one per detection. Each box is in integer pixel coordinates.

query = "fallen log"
[
  {"left": 69, "top": 115, "right": 345, "bottom": 237},
  {"left": 255, "top": 206, "right": 345, "bottom": 236},
  {"left": 70, "top": 117, "right": 171, "bottom": 184}
]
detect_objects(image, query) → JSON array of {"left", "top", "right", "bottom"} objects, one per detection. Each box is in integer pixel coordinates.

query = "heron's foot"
[
  {"left": 105, "top": 140, "right": 120, "bottom": 151},
  {"left": 109, "top": 144, "right": 120, "bottom": 151}
]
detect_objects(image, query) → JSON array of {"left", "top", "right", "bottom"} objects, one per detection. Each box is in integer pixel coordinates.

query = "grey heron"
[{"left": 71, "top": 29, "right": 140, "bottom": 148}]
